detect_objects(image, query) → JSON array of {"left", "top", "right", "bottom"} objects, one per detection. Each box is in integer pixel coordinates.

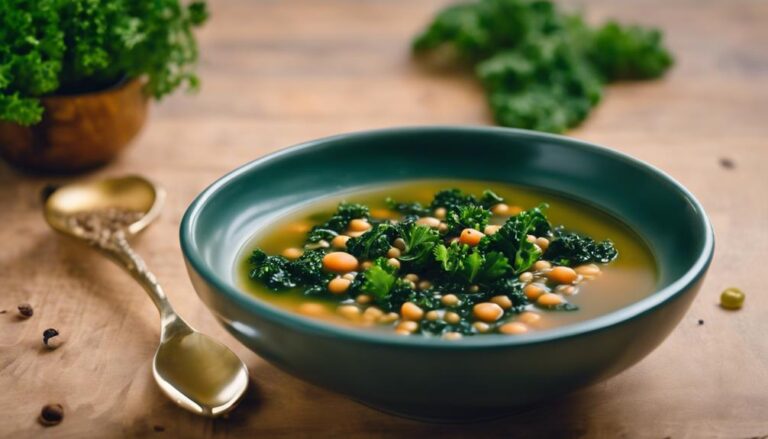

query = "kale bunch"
[
  {"left": 248, "top": 188, "right": 620, "bottom": 336},
  {"left": 0, "top": 0, "right": 208, "bottom": 125},
  {"left": 412, "top": 0, "right": 673, "bottom": 133}
]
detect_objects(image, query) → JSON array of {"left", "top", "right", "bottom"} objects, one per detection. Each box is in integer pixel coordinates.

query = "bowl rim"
[{"left": 180, "top": 125, "right": 714, "bottom": 349}]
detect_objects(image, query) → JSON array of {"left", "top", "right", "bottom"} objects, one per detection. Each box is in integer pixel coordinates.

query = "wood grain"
[{"left": 1, "top": 0, "right": 767, "bottom": 437}]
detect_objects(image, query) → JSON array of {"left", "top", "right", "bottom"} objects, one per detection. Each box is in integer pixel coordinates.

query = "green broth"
[{"left": 237, "top": 180, "right": 658, "bottom": 333}]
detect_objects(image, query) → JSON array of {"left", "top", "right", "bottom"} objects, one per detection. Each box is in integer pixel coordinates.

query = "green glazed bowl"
[{"left": 180, "top": 126, "right": 714, "bottom": 422}]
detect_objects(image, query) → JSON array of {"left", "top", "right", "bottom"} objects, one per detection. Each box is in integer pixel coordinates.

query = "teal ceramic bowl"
[{"left": 180, "top": 126, "right": 713, "bottom": 422}]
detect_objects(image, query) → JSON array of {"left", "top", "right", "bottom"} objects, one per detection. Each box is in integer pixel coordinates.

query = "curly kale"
[
  {"left": 248, "top": 249, "right": 296, "bottom": 290},
  {"left": 434, "top": 242, "right": 512, "bottom": 284},
  {"left": 307, "top": 202, "right": 370, "bottom": 242},
  {"left": 397, "top": 223, "right": 441, "bottom": 267},
  {"left": 544, "top": 228, "right": 618, "bottom": 266},
  {"left": 248, "top": 249, "right": 332, "bottom": 294},
  {"left": 358, "top": 258, "right": 398, "bottom": 307},
  {"left": 430, "top": 188, "right": 478, "bottom": 211},
  {"left": 0, "top": 0, "right": 208, "bottom": 125},
  {"left": 412, "top": 0, "right": 673, "bottom": 133},
  {"left": 385, "top": 197, "right": 432, "bottom": 217},
  {"left": 480, "top": 203, "right": 551, "bottom": 273},
  {"left": 345, "top": 222, "right": 397, "bottom": 260},
  {"left": 445, "top": 203, "right": 491, "bottom": 234},
  {"left": 247, "top": 188, "right": 620, "bottom": 336}
]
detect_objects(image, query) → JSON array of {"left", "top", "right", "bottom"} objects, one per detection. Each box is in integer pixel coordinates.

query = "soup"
[{"left": 238, "top": 180, "right": 657, "bottom": 339}]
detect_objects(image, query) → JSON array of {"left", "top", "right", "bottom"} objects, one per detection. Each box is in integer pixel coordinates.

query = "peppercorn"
[
  {"left": 17, "top": 303, "right": 33, "bottom": 318},
  {"left": 43, "top": 328, "right": 63, "bottom": 349},
  {"left": 39, "top": 404, "right": 64, "bottom": 426}
]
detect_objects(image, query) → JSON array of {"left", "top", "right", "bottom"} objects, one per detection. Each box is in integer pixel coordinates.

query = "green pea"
[{"left": 720, "top": 287, "right": 745, "bottom": 310}]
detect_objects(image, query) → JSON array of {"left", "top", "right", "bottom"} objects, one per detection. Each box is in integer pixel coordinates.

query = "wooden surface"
[{"left": 2, "top": 0, "right": 767, "bottom": 437}]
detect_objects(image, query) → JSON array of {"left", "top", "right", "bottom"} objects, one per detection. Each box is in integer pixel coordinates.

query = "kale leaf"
[
  {"left": 430, "top": 188, "right": 478, "bottom": 211},
  {"left": 445, "top": 204, "right": 491, "bottom": 233},
  {"left": 412, "top": 0, "right": 673, "bottom": 133},
  {"left": 308, "top": 202, "right": 369, "bottom": 242},
  {"left": 589, "top": 21, "right": 674, "bottom": 81},
  {"left": 480, "top": 189, "right": 504, "bottom": 207},
  {"left": 385, "top": 197, "right": 432, "bottom": 216},
  {"left": 481, "top": 204, "right": 550, "bottom": 273},
  {"left": 248, "top": 249, "right": 296, "bottom": 290},
  {"left": 360, "top": 258, "right": 398, "bottom": 307},
  {"left": 248, "top": 248, "right": 332, "bottom": 294},
  {"left": 434, "top": 242, "right": 511, "bottom": 283},
  {"left": 397, "top": 223, "right": 441, "bottom": 267},
  {"left": 544, "top": 228, "right": 618, "bottom": 266},
  {"left": 346, "top": 222, "right": 397, "bottom": 260}
]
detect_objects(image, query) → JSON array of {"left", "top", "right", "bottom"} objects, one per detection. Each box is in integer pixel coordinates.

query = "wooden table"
[{"left": 2, "top": 0, "right": 767, "bottom": 437}]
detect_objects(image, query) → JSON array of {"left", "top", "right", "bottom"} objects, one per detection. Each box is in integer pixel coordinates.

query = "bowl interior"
[{"left": 181, "top": 127, "right": 712, "bottom": 344}]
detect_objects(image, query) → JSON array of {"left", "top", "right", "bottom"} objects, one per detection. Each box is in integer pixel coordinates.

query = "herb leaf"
[
  {"left": 446, "top": 204, "right": 491, "bottom": 233},
  {"left": 544, "top": 228, "right": 618, "bottom": 266},
  {"left": 397, "top": 223, "right": 440, "bottom": 266},
  {"left": 361, "top": 259, "right": 397, "bottom": 305},
  {"left": 248, "top": 249, "right": 296, "bottom": 290},
  {"left": 346, "top": 223, "right": 397, "bottom": 260},
  {"left": 385, "top": 197, "right": 432, "bottom": 216},
  {"left": 308, "top": 202, "right": 369, "bottom": 242},
  {"left": 481, "top": 203, "right": 551, "bottom": 273}
]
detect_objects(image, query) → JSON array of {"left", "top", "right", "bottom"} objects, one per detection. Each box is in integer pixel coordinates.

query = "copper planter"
[{"left": 0, "top": 78, "right": 148, "bottom": 173}]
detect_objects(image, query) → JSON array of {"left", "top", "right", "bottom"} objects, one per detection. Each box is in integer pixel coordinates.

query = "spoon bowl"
[
  {"left": 44, "top": 175, "right": 162, "bottom": 238},
  {"left": 44, "top": 175, "right": 249, "bottom": 417},
  {"left": 154, "top": 321, "right": 250, "bottom": 417}
]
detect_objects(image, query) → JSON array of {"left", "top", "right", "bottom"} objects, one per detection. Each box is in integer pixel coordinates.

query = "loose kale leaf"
[
  {"left": 248, "top": 249, "right": 296, "bottom": 290},
  {"left": 481, "top": 203, "right": 551, "bottom": 273},
  {"left": 589, "top": 21, "right": 674, "bottom": 81},
  {"left": 307, "top": 202, "right": 369, "bottom": 242},
  {"left": 346, "top": 223, "right": 397, "bottom": 260},
  {"left": 544, "top": 228, "right": 618, "bottom": 266},
  {"left": 385, "top": 197, "right": 432, "bottom": 216},
  {"left": 445, "top": 204, "right": 491, "bottom": 233},
  {"left": 412, "top": 0, "right": 673, "bottom": 133},
  {"left": 397, "top": 223, "right": 441, "bottom": 266}
]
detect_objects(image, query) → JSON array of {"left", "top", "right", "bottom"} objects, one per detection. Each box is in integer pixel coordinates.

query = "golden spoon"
[{"left": 43, "top": 175, "right": 249, "bottom": 417}]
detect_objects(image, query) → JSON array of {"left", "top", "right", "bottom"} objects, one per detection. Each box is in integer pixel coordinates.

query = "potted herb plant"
[{"left": 0, "top": 0, "right": 208, "bottom": 173}]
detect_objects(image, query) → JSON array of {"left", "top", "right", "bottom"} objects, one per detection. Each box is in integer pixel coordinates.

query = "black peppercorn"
[
  {"left": 39, "top": 404, "right": 64, "bottom": 426},
  {"left": 17, "top": 303, "right": 34, "bottom": 318},
  {"left": 43, "top": 328, "right": 63, "bottom": 349}
]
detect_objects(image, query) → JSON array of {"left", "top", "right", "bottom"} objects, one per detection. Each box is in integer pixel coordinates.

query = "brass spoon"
[{"left": 43, "top": 175, "right": 249, "bottom": 417}]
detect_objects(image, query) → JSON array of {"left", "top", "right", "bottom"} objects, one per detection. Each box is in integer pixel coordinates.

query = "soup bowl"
[{"left": 180, "top": 126, "right": 713, "bottom": 422}]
